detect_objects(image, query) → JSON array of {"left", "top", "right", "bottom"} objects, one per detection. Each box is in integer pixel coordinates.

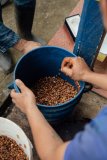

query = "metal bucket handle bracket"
[{"left": 84, "top": 82, "right": 93, "bottom": 93}]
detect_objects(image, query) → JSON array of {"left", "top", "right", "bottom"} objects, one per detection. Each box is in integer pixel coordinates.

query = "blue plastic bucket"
[{"left": 10, "top": 46, "right": 85, "bottom": 122}]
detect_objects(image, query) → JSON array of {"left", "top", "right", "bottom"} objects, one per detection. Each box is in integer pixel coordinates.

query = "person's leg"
[
  {"left": 14, "top": 0, "right": 35, "bottom": 39},
  {"left": 0, "top": 3, "right": 13, "bottom": 74},
  {"left": 0, "top": 2, "right": 23, "bottom": 74},
  {"left": 14, "top": 0, "right": 35, "bottom": 8},
  {"left": 14, "top": 0, "right": 46, "bottom": 45}
]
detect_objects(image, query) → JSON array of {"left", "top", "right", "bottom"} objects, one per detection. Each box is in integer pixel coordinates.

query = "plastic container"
[
  {"left": 0, "top": 117, "right": 33, "bottom": 160},
  {"left": 9, "top": 46, "right": 85, "bottom": 122}
]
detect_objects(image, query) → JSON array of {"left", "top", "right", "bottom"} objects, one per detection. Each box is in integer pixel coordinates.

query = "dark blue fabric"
[
  {"left": 0, "top": 22, "right": 20, "bottom": 53},
  {"left": 14, "top": 0, "right": 35, "bottom": 7},
  {"left": 64, "top": 106, "right": 107, "bottom": 160},
  {"left": 73, "top": 0, "right": 104, "bottom": 67}
]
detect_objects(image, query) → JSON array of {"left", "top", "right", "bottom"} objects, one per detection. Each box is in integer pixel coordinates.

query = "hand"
[
  {"left": 14, "top": 39, "right": 41, "bottom": 54},
  {"left": 10, "top": 79, "right": 36, "bottom": 114},
  {"left": 61, "top": 57, "right": 91, "bottom": 81}
]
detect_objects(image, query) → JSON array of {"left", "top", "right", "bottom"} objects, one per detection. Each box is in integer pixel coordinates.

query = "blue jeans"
[
  {"left": 73, "top": 0, "right": 104, "bottom": 67},
  {"left": 0, "top": 0, "right": 35, "bottom": 53}
]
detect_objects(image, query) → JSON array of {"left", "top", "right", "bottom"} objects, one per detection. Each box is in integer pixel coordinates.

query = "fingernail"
[
  {"left": 61, "top": 69, "right": 63, "bottom": 72},
  {"left": 15, "top": 79, "right": 20, "bottom": 84}
]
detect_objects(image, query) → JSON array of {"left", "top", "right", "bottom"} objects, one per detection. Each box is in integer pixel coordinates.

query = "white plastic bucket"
[{"left": 0, "top": 117, "right": 33, "bottom": 160}]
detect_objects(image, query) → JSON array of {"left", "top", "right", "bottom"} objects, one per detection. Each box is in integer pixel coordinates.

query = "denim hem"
[{"left": 0, "top": 34, "right": 21, "bottom": 53}]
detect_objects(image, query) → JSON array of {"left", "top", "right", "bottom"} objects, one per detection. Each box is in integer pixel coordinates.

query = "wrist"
[
  {"left": 81, "top": 70, "right": 93, "bottom": 82},
  {"left": 25, "top": 104, "right": 38, "bottom": 115},
  {"left": 13, "top": 39, "right": 28, "bottom": 53}
]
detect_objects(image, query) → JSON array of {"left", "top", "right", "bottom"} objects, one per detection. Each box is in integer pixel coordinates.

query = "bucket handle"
[
  {"left": 84, "top": 82, "right": 93, "bottom": 93},
  {"left": 8, "top": 82, "right": 14, "bottom": 90},
  {"left": 8, "top": 82, "right": 20, "bottom": 93}
]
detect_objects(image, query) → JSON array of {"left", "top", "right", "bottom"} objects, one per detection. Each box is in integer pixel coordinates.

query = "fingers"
[
  {"left": 61, "top": 57, "right": 72, "bottom": 69},
  {"left": 10, "top": 89, "right": 17, "bottom": 105},
  {"left": 35, "top": 42, "right": 41, "bottom": 47},
  {"left": 12, "top": 99, "right": 16, "bottom": 104},
  {"left": 61, "top": 57, "right": 76, "bottom": 77},
  {"left": 32, "top": 42, "right": 41, "bottom": 48},
  {"left": 61, "top": 57, "right": 83, "bottom": 70},
  {"left": 61, "top": 67, "right": 73, "bottom": 77},
  {"left": 61, "top": 57, "right": 76, "bottom": 70},
  {"left": 10, "top": 89, "right": 17, "bottom": 98},
  {"left": 15, "top": 79, "right": 27, "bottom": 92}
]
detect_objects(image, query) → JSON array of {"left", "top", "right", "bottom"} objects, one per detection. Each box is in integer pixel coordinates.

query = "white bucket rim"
[{"left": 0, "top": 117, "right": 33, "bottom": 160}]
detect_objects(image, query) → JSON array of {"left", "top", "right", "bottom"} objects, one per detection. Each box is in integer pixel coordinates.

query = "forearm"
[
  {"left": 26, "top": 106, "right": 64, "bottom": 160},
  {"left": 82, "top": 71, "right": 107, "bottom": 90},
  {"left": 11, "top": 80, "right": 68, "bottom": 160}
]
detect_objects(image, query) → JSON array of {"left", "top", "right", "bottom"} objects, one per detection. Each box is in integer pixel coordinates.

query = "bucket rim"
[
  {"left": 0, "top": 117, "right": 32, "bottom": 159},
  {"left": 14, "top": 46, "right": 77, "bottom": 79},
  {"left": 13, "top": 46, "right": 85, "bottom": 108}
]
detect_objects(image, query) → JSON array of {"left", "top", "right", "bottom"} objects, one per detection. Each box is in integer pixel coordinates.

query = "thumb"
[
  {"left": 62, "top": 67, "right": 73, "bottom": 77},
  {"left": 15, "top": 79, "right": 27, "bottom": 92}
]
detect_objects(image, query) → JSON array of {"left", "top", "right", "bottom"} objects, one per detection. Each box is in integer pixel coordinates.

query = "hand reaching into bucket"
[
  {"left": 11, "top": 79, "right": 36, "bottom": 114},
  {"left": 61, "top": 57, "right": 91, "bottom": 81}
]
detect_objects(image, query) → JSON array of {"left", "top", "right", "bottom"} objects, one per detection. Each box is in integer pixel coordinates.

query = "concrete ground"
[{"left": 0, "top": 0, "right": 107, "bottom": 159}]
